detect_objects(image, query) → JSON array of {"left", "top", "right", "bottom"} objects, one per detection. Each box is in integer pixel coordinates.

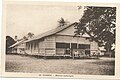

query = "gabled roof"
[{"left": 25, "top": 22, "right": 90, "bottom": 42}]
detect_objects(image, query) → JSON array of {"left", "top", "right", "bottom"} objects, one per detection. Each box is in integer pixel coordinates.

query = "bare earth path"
[{"left": 5, "top": 54, "right": 115, "bottom": 75}]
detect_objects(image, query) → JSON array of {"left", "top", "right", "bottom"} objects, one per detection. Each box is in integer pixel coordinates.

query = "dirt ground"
[{"left": 5, "top": 54, "right": 115, "bottom": 75}]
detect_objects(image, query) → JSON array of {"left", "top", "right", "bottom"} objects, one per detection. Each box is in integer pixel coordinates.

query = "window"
[
  {"left": 56, "top": 43, "right": 65, "bottom": 48},
  {"left": 66, "top": 43, "right": 70, "bottom": 48},
  {"left": 56, "top": 42, "right": 70, "bottom": 48},
  {"left": 79, "top": 44, "right": 90, "bottom": 49},
  {"left": 71, "top": 43, "right": 77, "bottom": 49}
]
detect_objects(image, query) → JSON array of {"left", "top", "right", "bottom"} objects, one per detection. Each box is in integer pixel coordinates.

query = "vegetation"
[
  {"left": 6, "top": 36, "right": 16, "bottom": 53},
  {"left": 23, "top": 32, "right": 34, "bottom": 40},
  {"left": 58, "top": 17, "right": 69, "bottom": 27},
  {"left": 75, "top": 6, "right": 116, "bottom": 53}
]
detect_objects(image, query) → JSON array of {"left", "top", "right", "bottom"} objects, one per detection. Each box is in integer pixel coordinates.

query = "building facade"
[{"left": 25, "top": 23, "right": 99, "bottom": 58}]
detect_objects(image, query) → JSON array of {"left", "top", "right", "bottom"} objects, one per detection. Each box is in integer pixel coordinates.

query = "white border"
[{"left": 1, "top": 0, "right": 120, "bottom": 80}]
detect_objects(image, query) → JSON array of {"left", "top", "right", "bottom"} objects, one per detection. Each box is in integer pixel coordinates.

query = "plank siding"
[
  {"left": 56, "top": 35, "right": 91, "bottom": 44},
  {"left": 38, "top": 40, "right": 45, "bottom": 55},
  {"left": 56, "top": 48, "right": 65, "bottom": 55},
  {"left": 25, "top": 23, "right": 99, "bottom": 56},
  {"left": 44, "top": 35, "right": 56, "bottom": 56},
  {"left": 90, "top": 41, "right": 98, "bottom": 50},
  {"left": 90, "top": 41, "right": 98, "bottom": 55},
  {"left": 56, "top": 25, "right": 89, "bottom": 37},
  {"left": 26, "top": 35, "right": 98, "bottom": 56}
]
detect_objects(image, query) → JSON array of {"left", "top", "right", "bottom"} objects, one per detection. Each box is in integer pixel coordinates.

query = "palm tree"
[
  {"left": 58, "top": 17, "right": 69, "bottom": 27},
  {"left": 22, "top": 32, "right": 34, "bottom": 40},
  {"left": 27, "top": 32, "right": 34, "bottom": 39},
  {"left": 23, "top": 36, "right": 28, "bottom": 40}
]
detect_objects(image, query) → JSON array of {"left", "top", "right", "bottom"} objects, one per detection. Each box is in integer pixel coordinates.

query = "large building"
[{"left": 25, "top": 23, "right": 99, "bottom": 58}]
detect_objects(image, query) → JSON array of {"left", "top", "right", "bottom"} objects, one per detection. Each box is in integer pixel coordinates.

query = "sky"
[{"left": 6, "top": 2, "right": 84, "bottom": 39}]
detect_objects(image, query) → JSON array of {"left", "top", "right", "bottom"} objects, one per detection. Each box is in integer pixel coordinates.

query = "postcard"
[{"left": 1, "top": 0, "right": 120, "bottom": 79}]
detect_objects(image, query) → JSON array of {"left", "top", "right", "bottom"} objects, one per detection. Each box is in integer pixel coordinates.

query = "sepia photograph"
[{"left": 1, "top": 1, "right": 120, "bottom": 79}]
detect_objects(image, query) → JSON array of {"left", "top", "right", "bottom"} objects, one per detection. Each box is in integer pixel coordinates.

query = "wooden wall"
[
  {"left": 55, "top": 35, "right": 98, "bottom": 55},
  {"left": 44, "top": 35, "right": 56, "bottom": 56},
  {"left": 38, "top": 40, "right": 45, "bottom": 55},
  {"left": 26, "top": 35, "right": 56, "bottom": 56},
  {"left": 90, "top": 41, "right": 98, "bottom": 55},
  {"left": 26, "top": 35, "right": 98, "bottom": 56},
  {"left": 56, "top": 35, "right": 91, "bottom": 45}
]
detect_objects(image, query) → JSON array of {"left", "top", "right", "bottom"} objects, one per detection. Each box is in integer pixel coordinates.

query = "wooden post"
[
  {"left": 70, "top": 43, "right": 71, "bottom": 57},
  {"left": 77, "top": 37, "right": 79, "bottom": 58},
  {"left": 72, "top": 52, "right": 74, "bottom": 59},
  {"left": 38, "top": 40, "right": 39, "bottom": 54}
]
